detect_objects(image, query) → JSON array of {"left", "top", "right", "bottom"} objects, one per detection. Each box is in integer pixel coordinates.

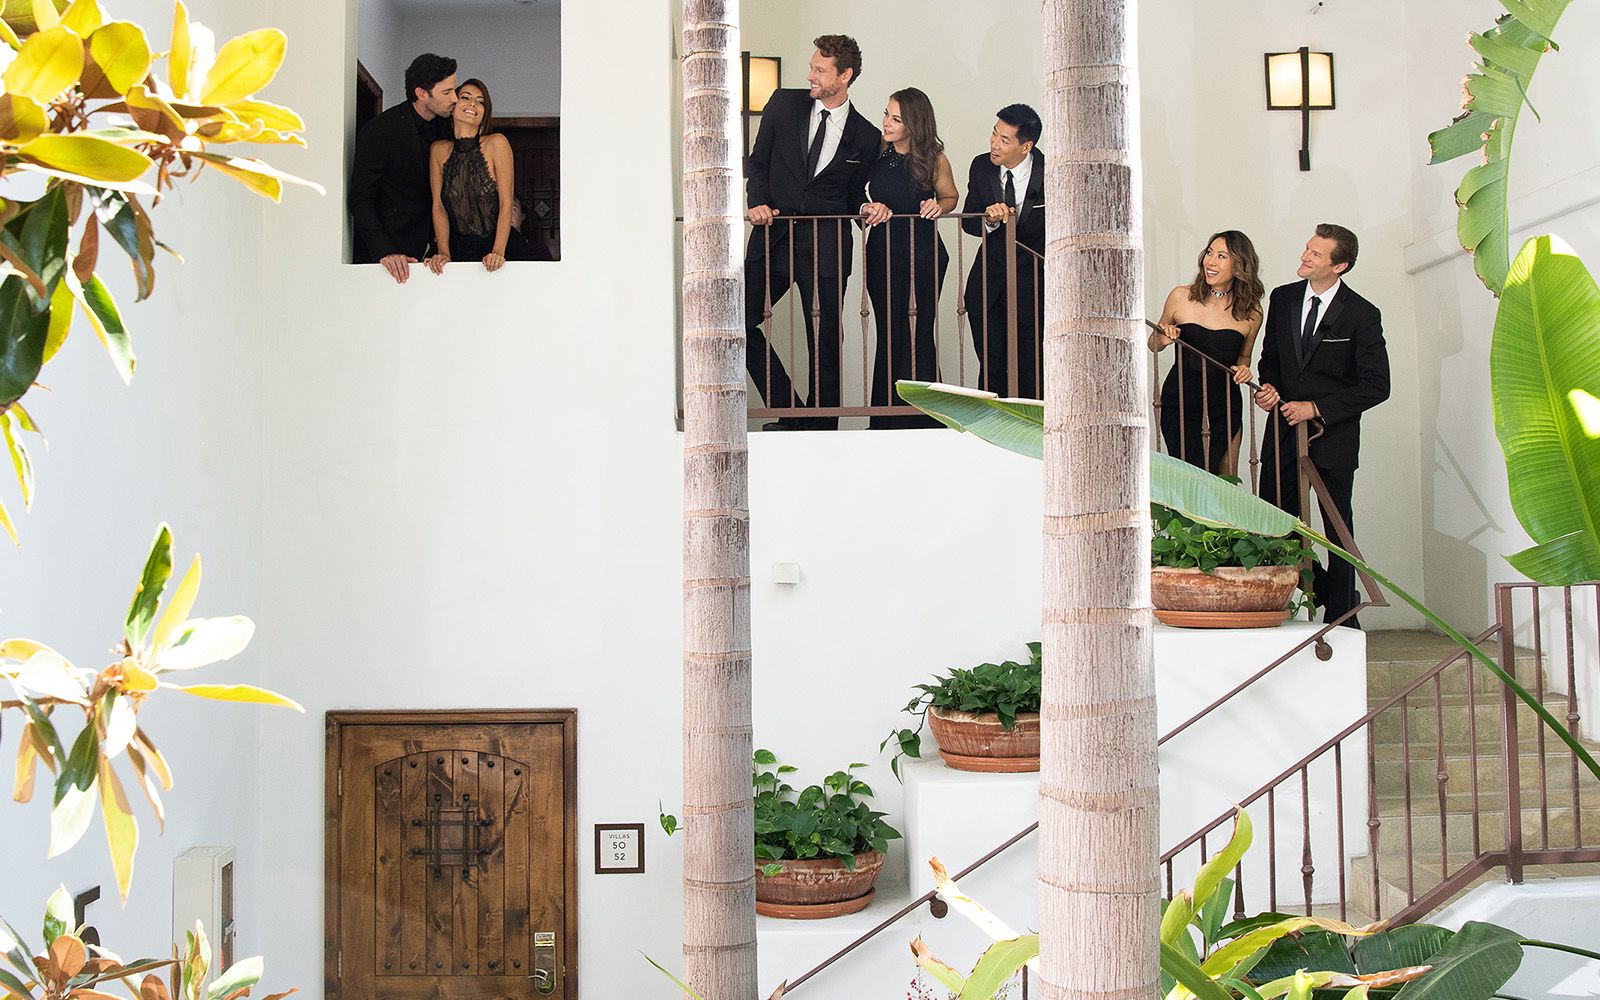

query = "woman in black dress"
[
  {"left": 860, "top": 88, "right": 958, "bottom": 429},
  {"left": 1149, "top": 230, "right": 1265, "bottom": 473},
  {"left": 425, "top": 79, "right": 515, "bottom": 273}
]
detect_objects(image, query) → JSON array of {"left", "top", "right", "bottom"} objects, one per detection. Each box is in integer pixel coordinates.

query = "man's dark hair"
[
  {"left": 405, "top": 53, "right": 456, "bottom": 102},
  {"left": 996, "top": 103, "right": 1042, "bottom": 147},
  {"left": 813, "top": 34, "right": 862, "bottom": 86},
  {"left": 1315, "top": 223, "right": 1359, "bottom": 274}
]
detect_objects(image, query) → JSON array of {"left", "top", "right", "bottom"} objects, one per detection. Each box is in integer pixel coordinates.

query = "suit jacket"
[
  {"left": 349, "top": 102, "right": 447, "bottom": 263},
  {"left": 1258, "top": 279, "right": 1390, "bottom": 471},
  {"left": 961, "top": 149, "right": 1046, "bottom": 311},
  {"left": 746, "top": 88, "right": 879, "bottom": 276}
]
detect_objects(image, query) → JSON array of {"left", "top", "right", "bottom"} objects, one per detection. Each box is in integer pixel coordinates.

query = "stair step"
[
  {"left": 1369, "top": 696, "right": 1583, "bottom": 747},
  {"left": 1365, "top": 647, "right": 1543, "bottom": 699},
  {"left": 1372, "top": 802, "right": 1600, "bottom": 855},
  {"left": 1373, "top": 749, "right": 1596, "bottom": 798},
  {"left": 1376, "top": 783, "right": 1600, "bottom": 816},
  {"left": 1346, "top": 856, "right": 1600, "bottom": 919}
]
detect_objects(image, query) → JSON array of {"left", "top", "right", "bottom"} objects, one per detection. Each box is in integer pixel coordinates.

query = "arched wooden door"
[{"left": 326, "top": 711, "right": 576, "bottom": 999}]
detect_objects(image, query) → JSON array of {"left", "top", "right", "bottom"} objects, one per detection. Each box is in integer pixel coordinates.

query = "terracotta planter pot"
[
  {"left": 1150, "top": 564, "right": 1298, "bottom": 628},
  {"left": 754, "top": 850, "right": 883, "bottom": 918},
  {"left": 928, "top": 706, "right": 1040, "bottom": 772}
]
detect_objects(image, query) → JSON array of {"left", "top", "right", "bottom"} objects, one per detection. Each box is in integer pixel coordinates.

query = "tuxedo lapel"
[{"left": 1300, "top": 286, "right": 1348, "bottom": 372}]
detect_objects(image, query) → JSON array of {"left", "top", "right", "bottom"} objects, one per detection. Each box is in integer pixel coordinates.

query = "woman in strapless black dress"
[
  {"left": 860, "top": 88, "right": 958, "bottom": 429},
  {"left": 1149, "top": 231, "right": 1265, "bottom": 473},
  {"left": 425, "top": 79, "right": 515, "bottom": 274}
]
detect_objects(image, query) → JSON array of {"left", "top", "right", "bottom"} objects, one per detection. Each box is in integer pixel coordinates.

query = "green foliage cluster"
[
  {"left": 1150, "top": 503, "right": 1311, "bottom": 573},
  {"left": 881, "top": 643, "right": 1041, "bottom": 779},
  {"left": 753, "top": 749, "right": 901, "bottom": 874}
]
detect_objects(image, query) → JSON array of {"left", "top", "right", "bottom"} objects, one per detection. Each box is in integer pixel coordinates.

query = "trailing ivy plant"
[
  {"left": 0, "top": 0, "right": 319, "bottom": 542},
  {"left": 1, "top": 523, "right": 303, "bottom": 902},
  {"left": 881, "top": 643, "right": 1041, "bottom": 780},
  {"left": 752, "top": 749, "right": 901, "bottom": 874}
]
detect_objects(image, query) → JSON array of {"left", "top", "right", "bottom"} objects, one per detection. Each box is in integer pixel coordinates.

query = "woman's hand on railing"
[
  {"left": 1149, "top": 322, "right": 1181, "bottom": 351},
  {"left": 918, "top": 197, "right": 944, "bottom": 220},
  {"left": 1231, "top": 364, "right": 1253, "bottom": 385},
  {"left": 860, "top": 201, "right": 892, "bottom": 226},
  {"left": 425, "top": 252, "right": 450, "bottom": 275}
]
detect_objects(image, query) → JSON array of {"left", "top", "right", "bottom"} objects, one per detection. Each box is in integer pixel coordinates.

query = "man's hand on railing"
[
  {"left": 746, "top": 205, "right": 780, "bottom": 226},
  {"left": 860, "top": 201, "right": 892, "bottom": 226},
  {"left": 982, "top": 202, "right": 1015, "bottom": 230},
  {"left": 1255, "top": 383, "right": 1280, "bottom": 411}
]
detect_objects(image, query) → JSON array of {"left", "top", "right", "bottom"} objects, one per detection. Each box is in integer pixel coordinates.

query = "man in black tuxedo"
[
  {"left": 1255, "top": 224, "right": 1391, "bottom": 628},
  {"left": 961, "top": 104, "right": 1046, "bottom": 398},
  {"left": 744, "top": 34, "right": 880, "bottom": 430},
  {"left": 349, "top": 53, "right": 457, "bottom": 284}
]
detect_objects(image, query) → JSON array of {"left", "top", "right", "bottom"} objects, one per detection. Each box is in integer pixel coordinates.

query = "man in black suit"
[
  {"left": 744, "top": 34, "right": 880, "bottom": 430},
  {"left": 1255, "top": 224, "right": 1391, "bottom": 628},
  {"left": 349, "top": 53, "right": 458, "bottom": 284},
  {"left": 961, "top": 104, "right": 1046, "bottom": 398}
]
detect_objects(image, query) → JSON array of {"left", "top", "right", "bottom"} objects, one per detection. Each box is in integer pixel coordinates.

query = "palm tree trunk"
[
  {"left": 679, "top": 3, "right": 757, "bottom": 999},
  {"left": 1038, "top": 1, "right": 1159, "bottom": 997}
]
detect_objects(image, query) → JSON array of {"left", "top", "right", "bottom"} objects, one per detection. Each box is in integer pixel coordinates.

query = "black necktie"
[
  {"left": 1301, "top": 295, "right": 1321, "bottom": 358},
  {"left": 806, "top": 110, "right": 830, "bottom": 179},
  {"left": 1003, "top": 169, "right": 1016, "bottom": 210}
]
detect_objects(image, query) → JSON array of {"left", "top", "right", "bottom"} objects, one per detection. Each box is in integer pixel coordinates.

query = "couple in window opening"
[{"left": 349, "top": 53, "right": 542, "bottom": 284}]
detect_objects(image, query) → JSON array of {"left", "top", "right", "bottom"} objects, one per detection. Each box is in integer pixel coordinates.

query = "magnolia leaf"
[
  {"left": 225, "top": 97, "right": 302, "bottom": 131},
  {"left": 1491, "top": 236, "right": 1600, "bottom": 583},
  {"left": 122, "top": 83, "right": 187, "bottom": 139},
  {"left": 125, "top": 524, "right": 174, "bottom": 647},
  {"left": 14, "top": 722, "right": 43, "bottom": 802},
  {"left": 1, "top": 409, "right": 35, "bottom": 508},
  {"left": 121, "top": 660, "right": 159, "bottom": 692},
  {"left": 10, "top": 648, "right": 89, "bottom": 705},
  {"left": 204, "top": 956, "right": 261, "bottom": 1000},
  {"left": 17, "top": 133, "right": 154, "bottom": 184},
  {"left": 191, "top": 151, "right": 325, "bottom": 201},
  {"left": 81, "top": 21, "right": 152, "bottom": 98},
  {"left": 0, "top": 94, "right": 47, "bottom": 144},
  {"left": 66, "top": 269, "right": 133, "bottom": 384},
  {"left": 3, "top": 26, "right": 83, "bottom": 103},
  {"left": 168, "top": 0, "right": 191, "bottom": 99},
  {"left": 49, "top": 933, "right": 88, "bottom": 981},
  {"left": 99, "top": 193, "right": 156, "bottom": 301},
  {"left": 43, "top": 884, "right": 73, "bottom": 947},
  {"left": 8, "top": 162, "right": 157, "bottom": 194},
  {"left": 199, "top": 28, "right": 284, "bottom": 105},
  {"left": 32, "top": 0, "right": 62, "bottom": 31},
  {"left": 0, "top": 637, "right": 63, "bottom": 662},
  {"left": 160, "top": 681, "right": 303, "bottom": 712},
  {"left": 124, "top": 741, "right": 164, "bottom": 829},
  {"left": 133, "top": 728, "right": 172, "bottom": 789},
  {"left": 58, "top": 0, "right": 100, "bottom": 34},
  {"left": 0, "top": 497, "right": 16, "bottom": 546},
  {"left": 42, "top": 261, "right": 74, "bottom": 362},
  {"left": 48, "top": 778, "right": 96, "bottom": 857},
  {"left": 0, "top": 275, "right": 52, "bottom": 410},
  {"left": 101, "top": 691, "right": 136, "bottom": 759},
  {"left": 156, "top": 615, "right": 253, "bottom": 671},
  {"left": 97, "top": 756, "right": 138, "bottom": 902},
  {"left": 150, "top": 555, "right": 200, "bottom": 649}
]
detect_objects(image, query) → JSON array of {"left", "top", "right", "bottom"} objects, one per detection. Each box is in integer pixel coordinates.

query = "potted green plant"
[
  {"left": 883, "top": 645, "right": 1042, "bottom": 775},
  {"left": 1149, "top": 502, "right": 1313, "bottom": 628},
  {"left": 751, "top": 750, "right": 901, "bottom": 919}
]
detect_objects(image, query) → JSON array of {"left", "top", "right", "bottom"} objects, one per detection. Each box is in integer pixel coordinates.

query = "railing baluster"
[
  {"left": 1300, "top": 766, "right": 1314, "bottom": 915},
  {"left": 1565, "top": 587, "right": 1581, "bottom": 846},
  {"left": 1164, "top": 858, "right": 1173, "bottom": 898},
  {"left": 1268, "top": 788, "right": 1278, "bottom": 912},
  {"left": 1200, "top": 347, "right": 1212, "bottom": 471},
  {"left": 1402, "top": 693, "right": 1415, "bottom": 903},
  {"left": 1498, "top": 585, "right": 1524, "bottom": 883},
  {"left": 763, "top": 224, "right": 774, "bottom": 409},
  {"left": 1233, "top": 863, "right": 1245, "bottom": 923},
  {"left": 1434, "top": 673, "right": 1449, "bottom": 878},
  {"left": 954, "top": 220, "right": 966, "bottom": 387},
  {"left": 1367, "top": 721, "right": 1383, "bottom": 922},
  {"left": 1468, "top": 626, "right": 1481, "bottom": 858},
  {"left": 1533, "top": 587, "right": 1549, "bottom": 849},
  {"left": 860, "top": 218, "right": 872, "bottom": 409},
  {"left": 1334, "top": 742, "right": 1347, "bottom": 922},
  {"left": 787, "top": 219, "right": 797, "bottom": 410},
  {"left": 1177, "top": 340, "right": 1188, "bottom": 462}
]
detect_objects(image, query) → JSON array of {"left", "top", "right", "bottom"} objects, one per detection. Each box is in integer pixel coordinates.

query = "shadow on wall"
[{"left": 348, "top": 0, "right": 562, "bottom": 267}]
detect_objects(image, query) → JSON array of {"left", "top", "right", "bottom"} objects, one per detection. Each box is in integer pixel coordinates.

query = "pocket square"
[
  {"left": 845, "top": 159, "right": 861, "bottom": 164},
  {"left": 1321, "top": 337, "right": 1351, "bottom": 343},
  {"left": 1031, "top": 203, "right": 1045, "bottom": 209}
]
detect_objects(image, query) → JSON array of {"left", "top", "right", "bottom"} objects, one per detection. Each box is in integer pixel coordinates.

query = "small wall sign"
[{"left": 594, "top": 823, "right": 645, "bottom": 874}]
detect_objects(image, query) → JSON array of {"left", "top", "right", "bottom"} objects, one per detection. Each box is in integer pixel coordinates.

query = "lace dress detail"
[{"left": 441, "top": 136, "right": 499, "bottom": 239}]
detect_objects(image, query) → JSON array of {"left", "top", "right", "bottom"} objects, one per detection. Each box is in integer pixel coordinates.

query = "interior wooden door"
[{"left": 327, "top": 711, "right": 576, "bottom": 999}]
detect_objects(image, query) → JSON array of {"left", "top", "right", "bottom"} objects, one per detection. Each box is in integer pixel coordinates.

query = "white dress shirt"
[
  {"left": 984, "top": 154, "right": 1034, "bottom": 232},
  {"left": 1300, "top": 278, "right": 1342, "bottom": 339},
  {"left": 807, "top": 98, "right": 851, "bottom": 176}
]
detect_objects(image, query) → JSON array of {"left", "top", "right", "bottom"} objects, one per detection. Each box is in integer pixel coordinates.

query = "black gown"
[
  {"left": 865, "top": 150, "right": 949, "bottom": 429},
  {"left": 441, "top": 136, "right": 501, "bottom": 261},
  {"left": 1159, "top": 323, "right": 1246, "bottom": 473}
]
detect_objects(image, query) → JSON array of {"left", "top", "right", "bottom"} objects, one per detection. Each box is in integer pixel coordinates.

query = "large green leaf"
[
  {"left": 897, "top": 381, "right": 1297, "bottom": 537},
  {"left": 1391, "top": 921, "right": 1521, "bottom": 1000},
  {"left": 1249, "top": 929, "right": 1358, "bottom": 983},
  {"left": 124, "top": 522, "right": 173, "bottom": 647},
  {"left": 958, "top": 935, "right": 1037, "bottom": 1000},
  {"left": 1490, "top": 236, "right": 1600, "bottom": 583},
  {"left": 1427, "top": 1, "right": 1572, "bottom": 295},
  {"left": 1161, "top": 940, "right": 1235, "bottom": 1000},
  {"left": 1353, "top": 924, "right": 1455, "bottom": 972},
  {"left": 0, "top": 275, "right": 50, "bottom": 409}
]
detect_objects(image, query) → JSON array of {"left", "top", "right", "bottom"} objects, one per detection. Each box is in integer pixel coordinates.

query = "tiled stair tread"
[{"left": 1375, "top": 785, "right": 1600, "bottom": 813}]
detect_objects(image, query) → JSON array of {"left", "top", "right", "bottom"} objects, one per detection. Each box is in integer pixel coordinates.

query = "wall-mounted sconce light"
[
  {"left": 1264, "top": 48, "right": 1334, "bottom": 171},
  {"left": 741, "top": 52, "right": 781, "bottom": 156}
]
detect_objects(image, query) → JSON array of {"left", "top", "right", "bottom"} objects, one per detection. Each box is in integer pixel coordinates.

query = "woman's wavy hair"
[
  {"left": 1186, "top": 230, "right": 1264, "bottom": 322},
  {"left": 881, "top": 87, "right": 944, "bottom": 192},
  {"left": 457, "top": 78, "right": 495, "bottom": 135}
]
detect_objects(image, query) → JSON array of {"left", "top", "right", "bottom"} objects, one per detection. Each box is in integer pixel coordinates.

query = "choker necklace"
[{"left": 1210, "top": 289, "right": 1226, "bottom": 299}]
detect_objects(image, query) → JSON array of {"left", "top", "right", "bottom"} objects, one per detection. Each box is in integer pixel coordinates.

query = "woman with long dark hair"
[
  {"left": 1149, "top": 230, "right": 1265, "bottom": 472},
  {"left": 860, "top": 88, "right": 958, "bottom": 429},
  {"left": 426, "top": 78, "right": 514, "bottom": 273}
]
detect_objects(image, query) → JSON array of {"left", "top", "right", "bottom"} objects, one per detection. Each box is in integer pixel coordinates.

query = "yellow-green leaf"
[
  {"left": 161, "top": 681, "right": 303, "bottom": 712},
  {"left": 0, "top": 93, "right": 47, "bottom": 144},
  {"left": 14, "top": 722, "right": 41, "bottom": 802},
  {"left": 58, "top": 0, "right": 100, "bottom": 34},
  {"left": 42, "top": 271, "right": 72, "bottom": 362},
  {"left": 150, "top": 554, "right": 200, "bottom": 649},
  {"left": 0, "top": 19, "right": 20, "bottom": 51},
  {"left": 3, "top": 25, "right": 83, "bottom": 104},
  {"left": 123, "top": 82, "right": 186, "bottom": 139},
  {"left": 226, "top": 97, "right": 302, "bottom": 131},
  {"left": 83, "top": 21, "right": 152, "bottom": 95},
  {"left": 17, "top": 132, "right": 152, "bottom": 183},
  {"left": 121, "top": 660, "right": 158, "bottom": 692},
  {"left": 198, "top": 28, "right": 284, "bottom": 105},
  {"left": 0, "top": 637, "right": 60, "bottom": 661},
  {"left": 32, "top": 0, "right": 61, "bottom": 31},
  {"left": 124, "top": 741, "right": 164, "bottom": 829},
  {"left": 132, "top": 728, "right": 172, "bottom": 789},
  {"left": 0, "top": 410, "right": 34, "bottom": 508},
  {"left": 97, "top": 756, "right": 138, "bottom": 902},
  {"left": 0, "top": 496, "right": 17, "bottom": 547},
  {"left": 66, "top": 269, "right": 133, "bottom": 383},
  {"left": 167, "top": 0, "right": 191, "bottom": 99}
]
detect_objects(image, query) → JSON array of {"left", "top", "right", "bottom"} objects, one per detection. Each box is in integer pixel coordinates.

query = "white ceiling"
[{"left": 385, "top": 0, "right": 560, "bottom": 14}]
